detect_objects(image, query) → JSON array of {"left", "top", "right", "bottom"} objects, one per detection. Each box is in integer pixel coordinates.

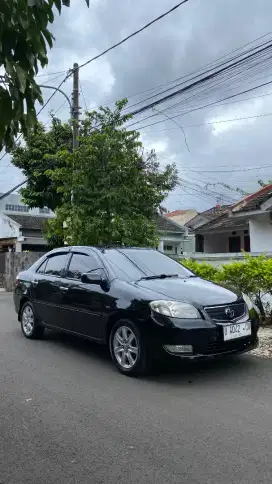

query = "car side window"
[
  {"left": 36, "top": 259, "right": 48, "bottom": 274},
  {"left": 67, "top": 253, "right": 101, "bottom": 280},
  {"left": 44, "top": 254, "right": 68, "bottom": 277}
]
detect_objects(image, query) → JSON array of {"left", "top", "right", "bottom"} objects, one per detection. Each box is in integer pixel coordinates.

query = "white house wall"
[
  {"left": 249, "top": 213, "right": 272, "bottom": 252},
  {"left": 0, "top": 214, "right": 20, "bottom": 238}
]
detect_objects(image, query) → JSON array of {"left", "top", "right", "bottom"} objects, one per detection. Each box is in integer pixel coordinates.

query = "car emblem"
[{"left": 225, "top": 307, "right": 235, "bottom": 319}]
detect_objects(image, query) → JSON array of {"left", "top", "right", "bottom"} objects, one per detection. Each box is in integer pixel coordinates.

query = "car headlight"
[{"left": 150, "top": 300, "right": 201, "bottom": 319}]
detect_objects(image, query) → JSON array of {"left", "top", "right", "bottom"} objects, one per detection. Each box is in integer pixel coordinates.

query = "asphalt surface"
[{"left": 1, "top": 292, "right": 272, "bottom": 484}]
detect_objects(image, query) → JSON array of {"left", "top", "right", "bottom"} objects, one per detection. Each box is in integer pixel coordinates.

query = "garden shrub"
[{"left": 181, "top": 254, "right": 272, "bottom": 321}]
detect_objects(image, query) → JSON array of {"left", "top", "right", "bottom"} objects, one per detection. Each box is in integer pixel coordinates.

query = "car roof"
[{"left": 50, "top": 246, "right": 155, "bottom": 254}]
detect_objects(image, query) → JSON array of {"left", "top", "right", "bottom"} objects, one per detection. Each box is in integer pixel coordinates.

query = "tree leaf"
[
  {"left": 54, "top": 0, "right": 62, "bottom": 13},
  {"left": 15, "top": 65, "right": 27, "bottom": 93},
  {"left": 0, "top": 86, "right": 13, "bottom": 123}
]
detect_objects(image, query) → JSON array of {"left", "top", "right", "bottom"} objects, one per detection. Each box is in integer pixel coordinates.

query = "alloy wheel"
[
  {"left": 22, "top": 305, "right": 35, "bottom": 337},
  {"left": 113, "top": 325, "right": 139, "bottom": 369}
]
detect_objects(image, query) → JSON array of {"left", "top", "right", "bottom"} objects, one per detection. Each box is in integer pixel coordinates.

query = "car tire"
[
  {"left": 109, "top": 320, "right": 151, "bottom": 376},
  {"left": 20, "top": 301, "right": 45, "bottom": 339}
]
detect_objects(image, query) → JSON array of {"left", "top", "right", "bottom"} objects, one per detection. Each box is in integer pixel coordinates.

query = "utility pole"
[{"left": 71, "top": 63, "right": 80, "bottom": 151}]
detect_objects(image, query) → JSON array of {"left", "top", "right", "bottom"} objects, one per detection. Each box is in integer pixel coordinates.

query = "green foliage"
[
  {"left": 11, "top": 116, "right": 72, "bottom": 211},
  {"left": 182, "top": 254, "right": 272, "bottom": 318},
  {"left": 46, "top": 100, "right": 178, "bottom": 247},
  {"left": 0, "top": 0, "right": 88, "bottom": 151},
  {"left": 182, "top": 259, "right": 220, "bottom": 282},
  {"left": 43, "top": 214, "right": 65, "bottom": 250},
  {"left": 12, "top": 100, "right": 178, "bottom": 248}
]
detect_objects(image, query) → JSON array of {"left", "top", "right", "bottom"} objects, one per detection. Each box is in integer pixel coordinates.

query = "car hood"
[{"left": 135, "top": 277, "right": 238, "bottom": 307}]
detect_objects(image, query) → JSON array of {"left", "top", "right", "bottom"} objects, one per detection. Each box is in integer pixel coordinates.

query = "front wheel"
[
  {"left": 109, "top": 320, "right": 150, "bottom": 376},
  {"left": 21, "top": 302, "right": 45, "bottom": 339}
]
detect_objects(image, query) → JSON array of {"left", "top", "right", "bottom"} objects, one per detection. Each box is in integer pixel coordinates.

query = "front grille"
[
  {"left": 201, "top": 336, "right": 253, "bottom": 356},
  {"left": 204, "top": 302, "right": 246, "bottom": 322}
]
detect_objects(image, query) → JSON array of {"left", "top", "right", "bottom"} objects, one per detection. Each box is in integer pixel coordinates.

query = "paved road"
[{"left": 1, "top": 292, "right": 272, "bottom": 484}]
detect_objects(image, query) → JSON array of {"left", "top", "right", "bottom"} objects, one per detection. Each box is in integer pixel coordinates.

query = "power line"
[
  {"left": 76, "top": 0, "right": 191, "bottom": 71},
  {"left": 140, "top": 111, "right": 272, "bottom": 134},
  {"left": 0, "top": 179, "right": 27, "bottom": 200},
  {"left": 127, "top": 77, "right": 272, "bottom": 129},
  {"left": 86, "top": 32, "right": 272, "bottom": 113},
  {"left": 36, "top": 70, "right": 66, "bottom": 78},
  {"left": 125, "top": 38, "right": 272, "bottom": 118},
  {"left": 0, "top": 74, "right": 69, "bottom": 163},
  {"left": 79, "top": 81, "right": 88, "bottom": 110},
  {"left": 125, "top": 40, "right": 272, "bottom": 125}
]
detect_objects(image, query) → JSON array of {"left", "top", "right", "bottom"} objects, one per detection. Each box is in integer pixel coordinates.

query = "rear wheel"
[
  {"left": 21, "top": 302, "right": 44, "bottom": 339},
  {"left": 109, "top": 320, "right": 151, "bottom": 376}
]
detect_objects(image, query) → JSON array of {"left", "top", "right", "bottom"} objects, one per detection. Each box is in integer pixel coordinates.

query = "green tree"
[
  {"left": 0, "top": 0, "right": 88, "bottom": 152},
  {"left": 46, "top": 100, "right": 178, "bottom": 247},
  {"left": 12, "top": 116, "right": 72, "bottom": 211}
]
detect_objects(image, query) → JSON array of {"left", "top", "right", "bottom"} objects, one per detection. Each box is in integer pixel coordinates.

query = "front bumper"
[
  {"left": 163, "top": 336, "right": 258, "bottom": 359},
  {"left": 149, "top": 312, "right": 259, "bottom": 360}
]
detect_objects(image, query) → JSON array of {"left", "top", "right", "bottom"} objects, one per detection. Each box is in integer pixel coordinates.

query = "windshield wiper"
[{"left": 138, "top": 273, "right": 179, "bottom": 281}]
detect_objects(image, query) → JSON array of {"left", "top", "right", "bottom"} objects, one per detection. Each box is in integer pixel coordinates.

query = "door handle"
[
  {"left": 32, "top": 280, "right": 38, "bottom": 287},
  {"left": 60, "top": 286, "right": 69, "bottom": 292}
]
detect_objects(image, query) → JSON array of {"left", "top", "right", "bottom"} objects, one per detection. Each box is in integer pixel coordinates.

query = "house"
[
  {"left": 0, "top": 213, "right": 52, "bottom": 252},
  {"left": 185, "top": 205, "right": 230, "bottom": 252},
  {"left": 0, "top": 192, "right": 54, "bottom": 252},
  {"left": 187, "top": 184, "right": 272, "bottom": 253},
  {"left": 155, "top": 213, "right": 195, "bottom": 255},
  {"left": 166, "top": 209, "right": 198, "bottom": 226}
]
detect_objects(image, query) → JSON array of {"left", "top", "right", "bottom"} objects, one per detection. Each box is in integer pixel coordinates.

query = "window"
[
  {"left": 5, "top": 204, "right": 29, "bottom": 213},
  {"left": 165, "top": 245, "right": 173, "bottom": 251},
  {"left": 67, "top": 253, "right": 101, "bottom": 280},
  {"left": 39, "top": 208, "right": 50, "bottom": 214},
  {"left": 44, "top": 254, "right": 68, "bottom": 277},
  {"left": 36, "top": 259, "right": 48, "bottom": 274},
  {"left": 103, "top": 249, "right": 193, "bottom": 281}
]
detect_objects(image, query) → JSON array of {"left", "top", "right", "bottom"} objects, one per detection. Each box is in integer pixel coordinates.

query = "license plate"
[{"left": 223, "top": 321, "right": 251, "bottom": 341}]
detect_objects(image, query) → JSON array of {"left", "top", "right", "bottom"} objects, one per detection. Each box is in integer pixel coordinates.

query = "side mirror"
[{"left": 81, "top": 272, "right": 102, "bottom": 285}]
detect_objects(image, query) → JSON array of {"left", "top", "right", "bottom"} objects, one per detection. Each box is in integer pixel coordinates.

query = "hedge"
[{"left": 181, "top": 254, "right": 272, "bottom": 320}]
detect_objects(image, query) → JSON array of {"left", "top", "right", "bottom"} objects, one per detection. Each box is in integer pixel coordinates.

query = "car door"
[
  {"left": 30, "top": 251, "right": 70, "bottom": 328},
  {"left": 60, "top": 250, "right": 109, "bottom": 340}
]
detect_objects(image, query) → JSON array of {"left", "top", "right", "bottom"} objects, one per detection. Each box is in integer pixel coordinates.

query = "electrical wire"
[
  {"left": 125, "top": 37, "right": 272, "bottom": 117},
  {"left": 140, "top": 111, "right": 272, "bottom": 134},
  {"left": 80, "top": 81, "right": 88, "bottom": 110},
  {"left": 0, "top": 179, "right": 27, "bottom": 200},
  {"left": 76, "top": 0, "right": 191, "bottom": 71}
]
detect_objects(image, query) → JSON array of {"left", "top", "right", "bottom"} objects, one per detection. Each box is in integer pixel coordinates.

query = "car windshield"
[{"left": 103, "top": 248, "right": 193, "bottom": 281}]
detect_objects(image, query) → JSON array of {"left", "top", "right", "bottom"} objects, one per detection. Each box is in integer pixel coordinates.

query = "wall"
[
  {"left": 178, "top": 251, "right": 272, "bottom": 267},
  {"left": 0, "top": 192, "right": 54, "bottom": 217},
  {"left": 169, "top": 210, "right": 198, "bottom": 226},
  {"left": 249, "top": 213, "right": 272, "bottom": 252},
  {"left": 4, "top": 252, "right": 45, "bottom": 292},
  {"left": 203, "top": 230, "right": 247, "bottom": 253},
  {"left": 0, "top": 213, "right": 19, "bottom": 238}
]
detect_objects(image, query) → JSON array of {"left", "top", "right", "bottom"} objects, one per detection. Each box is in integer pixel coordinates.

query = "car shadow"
[{"left": 42, "top": 328, "right": 265, "bottom": 388}]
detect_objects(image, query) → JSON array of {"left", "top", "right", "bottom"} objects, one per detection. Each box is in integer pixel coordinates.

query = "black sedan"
[{"left": 14, "top": 246, "right": 259, "bottom": 376}]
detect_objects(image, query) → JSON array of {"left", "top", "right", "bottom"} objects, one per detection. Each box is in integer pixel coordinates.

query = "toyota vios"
[{"left": 14, "top": 247, "right": 259, "bottom": 376}]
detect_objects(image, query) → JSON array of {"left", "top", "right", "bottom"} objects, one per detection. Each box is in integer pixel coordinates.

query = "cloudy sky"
[{"left": 2, "top": 0, "right": 272, "bottom": 211}]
